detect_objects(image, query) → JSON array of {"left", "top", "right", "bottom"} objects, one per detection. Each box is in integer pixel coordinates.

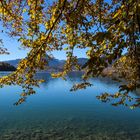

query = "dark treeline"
[{"left": 0, "top": 62, "right": 16, "bottom": 71}]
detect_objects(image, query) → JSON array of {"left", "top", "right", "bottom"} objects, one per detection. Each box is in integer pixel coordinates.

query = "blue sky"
[
  {"left": 0, "top": 0, "right": 112, "bottom": 61},
  {"left": 0, "top": 33, "right": 29, "bottom": 61},
  {"left": 0, "top": 32, "right": 88, "bottom": 61}
]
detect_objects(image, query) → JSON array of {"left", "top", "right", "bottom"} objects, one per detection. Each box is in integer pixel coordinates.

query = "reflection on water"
[{"left": 0, "top": 72, "right": 140, "bottom": 140}]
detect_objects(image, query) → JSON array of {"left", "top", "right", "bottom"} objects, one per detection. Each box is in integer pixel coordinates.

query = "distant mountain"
[
  {"left": 0, "top": 62, "right": 16, "bottom": 71},
  {"left": 47, "top": 58, "right": 65, "bottom": 71},
  {"left": 3, "top": 57, "right": 88, "bottom": 72},
  {"left": 3, "top": 59, "right": 21, "bottom": 68},
  {"left": 77, "top": 58, "right": 88, "bottom": 66}
]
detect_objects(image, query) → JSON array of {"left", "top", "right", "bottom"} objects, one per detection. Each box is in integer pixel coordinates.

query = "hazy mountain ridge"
[
  {"left": 3, "top": 59, "right": 21, "bottom": 68},
  {"left": 3, "top": 58, "right": 88, "bottom": 72},
  {"left": 1, "top": 57, "right": 119, "bottom": 80}
]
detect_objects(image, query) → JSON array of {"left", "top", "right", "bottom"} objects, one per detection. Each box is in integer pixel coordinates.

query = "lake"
[{"left": 0, "top": 72, "right": 140, "bottom": 140}]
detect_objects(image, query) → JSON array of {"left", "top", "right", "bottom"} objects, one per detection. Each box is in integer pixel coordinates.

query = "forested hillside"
[{"left": 0, "top": 62, "right": 16, "bottom": 71}]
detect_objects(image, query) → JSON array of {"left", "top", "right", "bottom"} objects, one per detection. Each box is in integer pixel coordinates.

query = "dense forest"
[{"left": 0, "top": 62, "right": 16, "bottom": 71}]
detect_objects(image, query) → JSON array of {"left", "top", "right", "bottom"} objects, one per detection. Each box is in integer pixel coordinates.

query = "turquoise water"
[{"left": 0, "top": 72, "right": 140, "bottom": 140}]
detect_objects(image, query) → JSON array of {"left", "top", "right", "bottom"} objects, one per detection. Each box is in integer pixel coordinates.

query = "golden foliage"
[{"left": 0, "top": 0, "right": 139, "bottom": 107}]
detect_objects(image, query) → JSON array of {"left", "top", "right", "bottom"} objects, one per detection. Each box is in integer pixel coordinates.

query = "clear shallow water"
[{"left": 0, "top": 72, "right": 140, "bottom": 140}]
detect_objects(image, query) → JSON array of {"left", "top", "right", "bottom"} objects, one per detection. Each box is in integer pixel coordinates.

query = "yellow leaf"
[{"left": 113, "top": 9, "right": 121, "bottom": 19}]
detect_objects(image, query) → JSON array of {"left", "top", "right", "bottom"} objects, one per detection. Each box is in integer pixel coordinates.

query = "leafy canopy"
[{"left": 0, "top": 0, "right": 140, "bottom": 107}]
